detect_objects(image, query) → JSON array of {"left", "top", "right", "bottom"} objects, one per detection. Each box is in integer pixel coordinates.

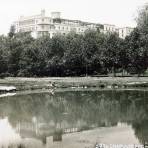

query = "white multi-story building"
[
  {"left": 14, "top": 10, "right": 101, "bottom": 38},
  {"left": 103, "top": 24, "right": 117, "bottom": 33},
  {"left": 118, "top": 27, "right": 134, "bottom": 39},
  {"left": 14, "top": 10, "right": 134, "bottom": 38},
  {"left": 102, "top": 24, "right": 134, "bottom": 39}
]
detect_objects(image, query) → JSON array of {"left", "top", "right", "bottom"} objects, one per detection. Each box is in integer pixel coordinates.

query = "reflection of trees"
[
  {"left": 130, "top": 99, "right": 148, "bottom": 144},
  {"left": 0, "top": 90, "right": 148, "bottom": 142},
  {"left": 132, "top": 120, "right": 148, "bottom": 144}
]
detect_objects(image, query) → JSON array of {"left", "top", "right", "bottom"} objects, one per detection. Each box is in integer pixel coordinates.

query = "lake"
[{"left": 0, "top": 89, "right": 148, "bottom": 148}]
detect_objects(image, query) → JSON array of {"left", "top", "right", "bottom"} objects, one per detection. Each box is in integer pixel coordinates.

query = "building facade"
[
  {"left": 14, "top": 10, "right": 134, "bottom": 38},
  {"left": 103, "top": 24, "right": 117, "bottom": 33},
  {"left": 118, "top": 27, "right": 134, "bottom": 39}
]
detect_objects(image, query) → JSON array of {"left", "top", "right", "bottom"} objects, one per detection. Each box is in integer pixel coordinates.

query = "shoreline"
[{"left": 0, "top": 77, "right": 148, "bottom": 92}]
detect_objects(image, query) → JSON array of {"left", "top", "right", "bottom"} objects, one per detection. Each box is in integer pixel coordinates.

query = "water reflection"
[
  {"left": 0, "top": 117, "right": 20, "bottom": 145},
  {"left": 0, "top": 90, "right": 148, "bottom": 147}
]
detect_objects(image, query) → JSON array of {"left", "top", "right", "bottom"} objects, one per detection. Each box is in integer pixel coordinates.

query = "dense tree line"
[{"left": 0, "top": 5, "right": 148, "bottom": 77}]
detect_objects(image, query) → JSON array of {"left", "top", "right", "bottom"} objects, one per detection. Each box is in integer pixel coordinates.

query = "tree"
[
  {"left": 8, "top": 32, "right": 34, "bottom": 76},
  {"left": 62, "top": 32, "right": 84, "bottom": 76},
  {"left": 137, "top": 4, "right": 148, "bottom": 31},
  {"left": 125, "top": 28, "right": 148, "bottom": 76},
  {"left": 46, "top": 34, "right": 66, "bottom": 76},
  {"left": 0, "top": 35, "right": 9, "bottom": 76},
  {"left": 8, "top": 25, "right": 15, "bottom": 38},
  {"left": 101, "top": 33, "right": 122, "bottom": 76},
  {"left": 82, "top": 29, "right": 101, "bottom": 75}
]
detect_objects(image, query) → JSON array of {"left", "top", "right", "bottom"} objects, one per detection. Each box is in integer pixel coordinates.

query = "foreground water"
[{"left": 0, "top": 89, "right": 148, "bottom": 148}]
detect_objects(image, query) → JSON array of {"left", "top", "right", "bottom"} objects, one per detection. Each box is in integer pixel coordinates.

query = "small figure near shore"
[{"left": 49, "top": 89, "right": 55, "bottom": 95}]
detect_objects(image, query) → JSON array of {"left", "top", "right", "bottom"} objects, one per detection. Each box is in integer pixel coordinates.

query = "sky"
[{"left": 0, "top": 0, "right": 147, "bottom": 35}]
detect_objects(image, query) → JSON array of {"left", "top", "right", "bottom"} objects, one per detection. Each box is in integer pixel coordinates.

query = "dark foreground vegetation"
[{"left": 0, "top": 5, "right": 148, "bottom": 77}]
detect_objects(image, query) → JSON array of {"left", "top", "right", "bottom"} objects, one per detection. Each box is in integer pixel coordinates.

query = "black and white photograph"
[{"left": 0, "top": 0, "right": 148, "bottom": 147}]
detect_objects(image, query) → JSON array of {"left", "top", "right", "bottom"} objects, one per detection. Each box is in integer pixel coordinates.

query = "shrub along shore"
[{"left": 0, "top": 77, "right": 148, "bottom": 92}]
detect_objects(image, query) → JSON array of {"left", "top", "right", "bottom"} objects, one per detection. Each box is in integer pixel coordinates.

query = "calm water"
[{"left": 0, "top": 89, "right": 148, "bottom": 148}]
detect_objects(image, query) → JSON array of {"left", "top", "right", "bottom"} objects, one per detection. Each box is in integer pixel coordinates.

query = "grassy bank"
[{"left": 0, "top": 77, "right": 148, "bottom": 91}]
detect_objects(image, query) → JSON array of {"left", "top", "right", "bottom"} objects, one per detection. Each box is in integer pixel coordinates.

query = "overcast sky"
[{"left": 0, "top": 0, "right": 147, "bottom": 35}]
